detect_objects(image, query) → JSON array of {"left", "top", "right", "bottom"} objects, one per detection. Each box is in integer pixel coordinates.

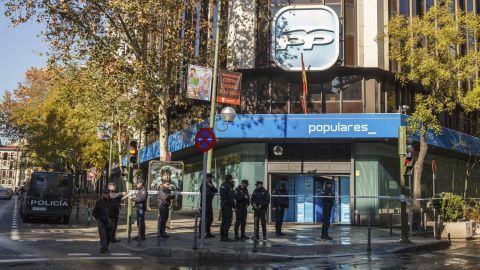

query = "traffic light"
[
  {"left": 3, "top": 153, "right": 7, "bottom": 160},
  {"left": 398, "top": 126, "right": 414, "bottom": 176},
  {"left": 128, "top": 139, "right": 138, "bottom": 164}
]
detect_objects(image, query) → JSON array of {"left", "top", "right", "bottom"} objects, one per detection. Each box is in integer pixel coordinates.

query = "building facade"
[{"left": 117, "top": 0, "right": 480, "bottom": 225}]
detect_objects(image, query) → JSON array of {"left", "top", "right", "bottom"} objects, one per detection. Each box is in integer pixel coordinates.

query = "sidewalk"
[{"left": 73, "top": 206, "right": 450, "bottom": 262}]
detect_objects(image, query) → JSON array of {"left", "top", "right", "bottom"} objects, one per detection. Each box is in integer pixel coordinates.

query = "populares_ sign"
[{"left": 272, "top": 5, "right": 340, "bottom": 71}]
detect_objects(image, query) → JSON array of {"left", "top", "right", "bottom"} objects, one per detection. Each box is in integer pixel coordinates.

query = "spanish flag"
[{"left": 301, "top": 53, "right": 308, "bottom": 114}]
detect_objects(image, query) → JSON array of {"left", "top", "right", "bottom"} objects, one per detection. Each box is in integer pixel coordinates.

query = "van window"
[{"left": 31, "top": 174, "right": 73, "bottom": 195}]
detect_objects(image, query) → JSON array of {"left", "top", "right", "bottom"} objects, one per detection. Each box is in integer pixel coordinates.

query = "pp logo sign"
[{"left": 272, "top": 5, "right": 339, "bottom": 71}]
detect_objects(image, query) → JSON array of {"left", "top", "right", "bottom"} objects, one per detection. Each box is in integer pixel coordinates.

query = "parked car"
[{"left": 0, "top": 188, "right": 13, "bottom": 200}]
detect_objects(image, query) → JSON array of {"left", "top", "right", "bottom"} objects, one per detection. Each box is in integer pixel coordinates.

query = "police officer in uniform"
[
  {"left": 92, "top": 188, "right": 119, "bottom": 253},
  {"left": 200, "top": 172, "right": 218, "bottom": 238},
  {"left": 321, "top": 181, "right": 334, "bottom": 240},
  {"left": 251, "top": 181, "right": 270, "bottom": 240},
  {"left": 107, "top": 183, "right": 126, "bottom": 242},
  {"left": 132, "top": 179, "right": 148, "bottom": 241},
  {"left": 234, "top": 179, "right": 250, "bottom": 240},
  {"left": 272, "top": 182, "right": 289, "bottom": 237},
  {"left": 158, "top": 179, "right": 176, "bottom": 238},
  {"left": 219, "top": 174, "right": 235, "bottom": 242}
]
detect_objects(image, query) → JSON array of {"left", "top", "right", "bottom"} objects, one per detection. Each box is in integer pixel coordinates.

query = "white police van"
[{"left": 20, "top": 172, "right": 74, "bottom": 224}]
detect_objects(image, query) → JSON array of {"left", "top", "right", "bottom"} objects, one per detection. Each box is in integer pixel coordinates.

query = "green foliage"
[
  {"left": 464, "top": 201, "right": 480, "bottom": 222},
  {"left": 432, "top": 193, "right": 466, "bottom": 222}
]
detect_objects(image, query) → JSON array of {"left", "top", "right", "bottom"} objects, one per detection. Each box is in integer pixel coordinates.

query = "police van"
[{"left": 20, "top": 172, "right": 74, "bottom": 224}]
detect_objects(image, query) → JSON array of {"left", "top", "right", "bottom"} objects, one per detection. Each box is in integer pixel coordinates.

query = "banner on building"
[
  {"left": 148, "top": 161, "right": 184, "bottom": 210},
  {"left": 187, "top": 64, "right": 213, "bottom": 101},
  {"left": 217, "top": 70, "right": 242, "bottom": 105},
  {"left": 97, "top": 122, "right": 112, "bottom": 139}
]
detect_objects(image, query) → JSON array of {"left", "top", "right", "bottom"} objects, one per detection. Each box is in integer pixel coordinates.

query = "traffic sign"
[
  {"left": 195, "top": 128, "right": 216, "bottom": 152},
  {"left": 166, "top": 152, "right": 171, "bottom": 161},
  {"left": 432, "top": 160, "right": 437, "bottom": 175}
]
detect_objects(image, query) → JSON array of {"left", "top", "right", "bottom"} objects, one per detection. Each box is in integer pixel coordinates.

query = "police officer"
[
  {"left": 234, "top": 179, "right": 250, "bottom": 240},
  {"left": 132, "top": 179, "right": 148, "bottom": 241},
  {"left": 272, "top": 182, "right": 289, "bottom": 237},
  {"left": 108, "top": 183, "right": 126, "bottom": 242},
  {"left": 92, "top": 188, "right": 119, "bottom": 253},
  {"left": 199, "top": 172, "right": 218, "bottom": 238},
  {"left": 158, "top": 180, "right": 176, "bottom": 238},
  {"left": 251, "top": 181, "right": 270, "bottom": 240},
  {"left": 321, "top": 181, "right": 334, "bottom": 240},
  {"left": 219, "top": 174, "right": 235, "bottom": 242}
]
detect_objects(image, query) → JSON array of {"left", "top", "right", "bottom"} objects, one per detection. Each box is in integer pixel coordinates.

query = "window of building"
[
  {"left": 342, "top": 75, "right": 363, "bottom": 113},
  {"left": 10, "top": 152, "right": 14, "bottom": 159},
  {"left": 257, "top": 76, "right": 271, "bottom": 114},
  {"left": 399, "top": 0, "right": 409, "bottom": 15},
  {"left": 8, "top": 180, "right": 12, "bottom": 185},
  {"left": 1, "top": 170, "right": 6, "bottom": 177},
  {"left": 324, "top": 77, "right": 341, "bottom": 113},
  {"left": 3, "top": 161, "right": 7, "bottom": 166},
  {"left": 8, "top": 171, "right": 13, "bottom": 178},
  {"left": 1, "top": 180, "right": 5, "bottom": 185}
]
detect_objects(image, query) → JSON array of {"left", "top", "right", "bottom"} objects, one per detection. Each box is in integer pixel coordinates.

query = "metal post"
[
  {"left": 76, "top": 197, "right": 80, "bottom": 220},
  {"left": 408, "top": 175, "right": 413, "bottom": 237},
  {"left": 424, "top": 212, "right": 428, "bottom": 238},
  {"left": 437, "top": 215, "right": 441, "bottom": 240},
  {"left": 206, "top": 0, "right": 222, "bottom": 172},
  {"left": 127, "top": 196, "right": 132, "bottom": 241},
  {"left": 193, "top": 215, "right": 198, "bottom": 250},
  {"left": 87, "top": 206, "right": 91, "bottom": 227},
  {"left": 137, "top": 212, "right": 142, "bottom": 247},
  {"left": 367, "top": 217, "right": 372, "bottom": 252},
  {"left": 252, "top": 217, "right": 258, "bottom": 253},
  {"left": 200, "top": 152, "right": 208, "bottom": 249},
  {"left": 398, "top": 127, "right": 410, "bottom": 243},
  {"left": 448, "top": 233, "right": 451, "bottom": 245},
  {"left": 108, "top": 113, "right": 113, "bottom": 183},
  {"left": 127, "top": 215, "right": 132, "bottom": 242},
  {"left": 156, "top": 212, "right": 161, "bottom": 247},
  {"left": 389, "top": 214, "right": 393, "bottom": 236}
]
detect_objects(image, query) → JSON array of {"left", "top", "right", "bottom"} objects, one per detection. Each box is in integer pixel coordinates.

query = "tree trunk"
[
  {"left": 158, "top": 90, "right": 168, "bottom": 161},
  {"left": 413, "top": 124, "right": 428, "bottom": 228}
]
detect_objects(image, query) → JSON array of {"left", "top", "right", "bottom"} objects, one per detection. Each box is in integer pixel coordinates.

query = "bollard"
[
  {"left": 448, "top": 233, "right": 451, "bottom": 245},
  {"left": 87, "top": 207, "right": 91, "bottom": 227},
  {"left": 389, "top": 214, "right": 393, "bottom": 236},
  {"left": 436, "top": 215, "right": 441, "bottom": 240},
  {"left": 193, "top": 215, "right": 198, "bottom": 250},
  {"left": 137, "top": 212, "right": 142, "bottom": 247},
  {"left": 127, "top": 215, "right": 132, "bottom": 242},
  {"left": 367, "top": 217, "right": 372, "bottom": 252},
  {"left": 76, "top": 200, "right": 80, "bottom": 221},
  {"left": 156, "top": 212, "right": 161, "bottom": 247},
  {"left": 424, "top": 213, "right": 428, "bottom": 238},
  {"left": 252, "top": 217, "right": 258, "bottom": 253}
]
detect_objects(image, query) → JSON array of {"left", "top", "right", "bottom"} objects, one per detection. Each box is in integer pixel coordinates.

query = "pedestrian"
[
  {"left": 158, "top": 180, "right": 176, "bottom": 238},
  {"left": 234, "top": 179, "right": 250, "bottom": 240},
  {"left": 219, "top": 174, "right": 236, "bottom": 242},
  {"left": 132, "top": 179, "right": 148, "bottom": 241},
  {"left": 251, "top": 181, "right": 270, "bottom": 240},
  {"left": 108, "top": 183, "right": 127, "bottom": 243},
  {"left": 272, "top": 182, "right": 289, "bottom": 237},
  {"left": 199, "top": 172, "right": 218, "bottom": 238},
  {"left": 92, "top": 188, "right": 119, "bottom": 253},
  {"left": 321, "top": 181, "right": 334, "bottom": 240}
]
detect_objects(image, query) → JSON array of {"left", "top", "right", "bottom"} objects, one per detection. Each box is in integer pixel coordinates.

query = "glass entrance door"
[{"left": 272, "top": 174, "right": 350, "bottom": 223}]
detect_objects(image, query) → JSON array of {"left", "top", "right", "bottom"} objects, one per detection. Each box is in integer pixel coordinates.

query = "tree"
[
  {"left": 378, "top": 0, "right": 480, "bottom": 227},
  {"left": 4, "top": 0, "right": 223, "bottom": 162}
]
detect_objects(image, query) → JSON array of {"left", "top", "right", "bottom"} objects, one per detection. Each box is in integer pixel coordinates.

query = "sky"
[{"left": 0, "top": 10, "right": 49, "bottom": 144}]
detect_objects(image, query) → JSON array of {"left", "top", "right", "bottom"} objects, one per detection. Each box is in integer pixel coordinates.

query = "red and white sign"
[{"left": 432, "top": 160, "right": 437, "bottom": 175}]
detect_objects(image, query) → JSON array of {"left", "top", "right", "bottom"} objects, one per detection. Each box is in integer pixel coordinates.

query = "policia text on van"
[{"left": 20, "top": 172, "right": 74, "bottom": 224}]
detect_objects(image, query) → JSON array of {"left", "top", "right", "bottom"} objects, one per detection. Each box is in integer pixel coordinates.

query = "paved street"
[{"left": 0, "top": 195, "right": 479, "bottom": 269}]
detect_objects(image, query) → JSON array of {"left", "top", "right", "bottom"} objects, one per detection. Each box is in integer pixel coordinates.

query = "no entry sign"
[{"left": 195, "top": 128, "right": 216, "bottom": 152}]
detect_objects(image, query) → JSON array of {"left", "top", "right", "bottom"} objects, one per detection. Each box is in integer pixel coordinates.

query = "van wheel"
[
  {"left": 63, "top": 215, "right": 70, "bottom": 224},
  {"left": 22, "top": 214, "right": 29, "bottom": 223}
]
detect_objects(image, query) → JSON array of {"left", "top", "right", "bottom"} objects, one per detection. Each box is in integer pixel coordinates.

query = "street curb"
[
  {"left": 386, "top": 240, "right": 450, "bottom": 253},
  {"left": 117, "top": 239, "right": 451, "bottom": 262}
]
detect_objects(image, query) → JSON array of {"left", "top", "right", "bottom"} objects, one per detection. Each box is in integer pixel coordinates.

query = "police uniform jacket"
[
  {"left": 220, "top": 181, "right": 235, "bottom": 208},
  {"left": 251, "top": 187, "right": 270, "bottom": 208},
  {"left": 321, "top": 187, "right": 334, "bottom": 210},
  {"left": 109, "top": 190, "right": 123, "bottom": 211},
  {"left": 92, "top": 197, "right": 119, "bottom": 225},
  {"left": 135, "top": 185, "right": 148, "bottom": 210},
  {"left": 272, "top": 187, "right": 289, "bottom": 208},
  {"left": 158, "top": 186, "right": 175, "bottom": 207},
  {"left": 200, "top": 181, "right": 218, "bottom": 206},
  {"left": 234, "top": 185, "right": 250, "bottom": 209}
]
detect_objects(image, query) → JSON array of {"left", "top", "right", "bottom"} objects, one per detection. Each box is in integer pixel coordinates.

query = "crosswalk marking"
[
  {"left": 68, "top": 253, "right": 91, "bottom": 256},
  {"left": 110, "top": 253, "right": 132, "bottom": 256},
  {"left": 56, "top": 239, "right": 74, "bottom": 242}
]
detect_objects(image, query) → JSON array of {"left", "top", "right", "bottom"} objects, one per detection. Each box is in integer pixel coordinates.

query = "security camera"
[{"left": 385, "top": 139, "right": 389, "bottom": 142}]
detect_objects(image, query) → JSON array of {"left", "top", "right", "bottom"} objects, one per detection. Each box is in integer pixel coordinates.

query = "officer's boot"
[
  {"left": 234, "top": 229, "right": 241, "bottom": 240},
  {"left": 262, "top": 222, "right": 267, "bottom": 240}
]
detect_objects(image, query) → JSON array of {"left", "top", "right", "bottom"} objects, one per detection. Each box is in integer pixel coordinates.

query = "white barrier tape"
[{"left": 126, "top": 190, "right": 480, "bottom": 201}]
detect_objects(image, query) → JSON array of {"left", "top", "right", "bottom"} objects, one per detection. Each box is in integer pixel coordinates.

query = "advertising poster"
[
  {"left": 149, "top": 161, "right": 184, "bottom": 210},
  {"left": 187, "top": 64, "right": 213, "bottom": 101},
  {"left": 217, "top": 70, "right": 242, "bottom": 105},
  {"left": 96, "top": 122, "right": 112, "bottom": 139}
]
